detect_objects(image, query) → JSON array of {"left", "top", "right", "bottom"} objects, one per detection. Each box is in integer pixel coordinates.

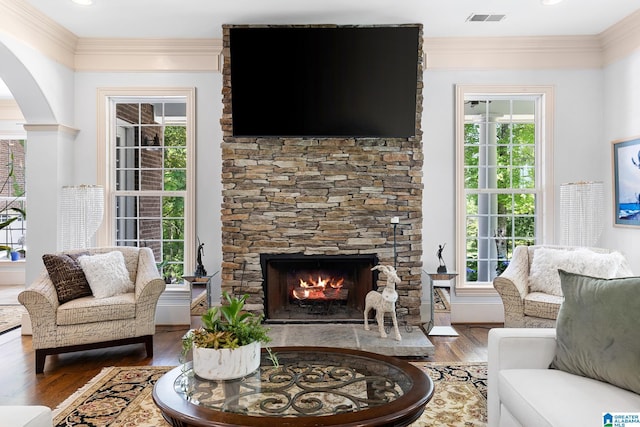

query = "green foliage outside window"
[
  {"left": 114, "top": 103, "right": 189, "bottom": 282},
  {"left": 464, "top": 119, "right": 537, "bottom": 282},
  {"left": 159, "top": 125, "right": 187, "bottom": 280}
]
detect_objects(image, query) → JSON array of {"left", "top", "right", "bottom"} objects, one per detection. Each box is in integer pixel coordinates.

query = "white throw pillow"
[
  {"left": 528, "top": 247, "right": 633, "bottom": 297},
  {"left": 78, "top": 251, "right": 134, "bottom": 298}
]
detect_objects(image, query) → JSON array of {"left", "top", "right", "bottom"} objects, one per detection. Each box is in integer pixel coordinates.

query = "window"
[
  {"left": 0, "top": 139, "right": 26, "bottom": 259},
  {"left": 455, "top": 85, "right": 554, "bottom": 291},
  {"left": 97, "top": 89, "right": 195, "bottom": 283}
]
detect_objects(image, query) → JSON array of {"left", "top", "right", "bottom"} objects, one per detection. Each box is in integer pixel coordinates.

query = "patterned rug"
[
  {"left": 53, "top": 362, "right": 486, "bottom": 426},
  {"left": 0, "top": 304, "right": 26, "bottom": 334},
  {"left": 434, "top": 287, "right": 451, "bottom": 313}
]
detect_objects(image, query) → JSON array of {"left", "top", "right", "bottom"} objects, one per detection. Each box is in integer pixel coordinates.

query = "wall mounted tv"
[{"left": 229, "top": 25, "right": 420, "bottom": 138}]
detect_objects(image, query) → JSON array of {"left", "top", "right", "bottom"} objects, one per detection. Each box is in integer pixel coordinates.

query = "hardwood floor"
[{"left": 0, "top": 310, "right": 500, "bottom": 409}]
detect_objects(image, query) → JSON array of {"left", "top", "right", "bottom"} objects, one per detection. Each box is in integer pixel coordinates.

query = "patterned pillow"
[
  {"left": 43, "top": 253, "right": 93, "bottom": 304},
  {"left": 77, "top": 251, "right": 134, "bottom": 298}
]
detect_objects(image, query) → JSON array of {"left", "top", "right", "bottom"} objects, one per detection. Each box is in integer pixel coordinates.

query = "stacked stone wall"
[{"left": 220, "top": 24, "right": 425, "bottom": 325}]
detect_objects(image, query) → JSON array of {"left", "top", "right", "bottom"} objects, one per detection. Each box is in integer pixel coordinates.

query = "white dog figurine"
[{"left": 364, "top": 264, "right": 402, "bottom": 341}]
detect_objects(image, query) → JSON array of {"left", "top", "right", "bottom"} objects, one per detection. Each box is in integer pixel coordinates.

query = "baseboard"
[
  {"left": 155, "top": 285, "right": 191, "bottom": 325},
  {"left": 0, "top": 261, "right": 25, "bottom": 285},
  {"left": 450, "top": 301, "right": 505, "bottom": 323}
]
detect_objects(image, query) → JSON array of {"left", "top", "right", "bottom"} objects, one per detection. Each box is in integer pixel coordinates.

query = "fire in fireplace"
[{"left": 260, "top": 253, "right": 379, "bottom": 322}]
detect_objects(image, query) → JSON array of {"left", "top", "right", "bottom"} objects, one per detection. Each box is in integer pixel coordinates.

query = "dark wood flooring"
[{"left": 0, "top": 309, "right": 499, "bottom": 409}]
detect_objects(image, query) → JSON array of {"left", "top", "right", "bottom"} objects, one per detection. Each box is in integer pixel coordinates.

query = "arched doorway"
[{"left": 0, "top": 35, "right": 75, "bottom": 284}]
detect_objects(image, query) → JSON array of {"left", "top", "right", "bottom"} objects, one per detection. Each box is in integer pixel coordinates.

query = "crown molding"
[
  {"left": 424, "top": 35, "right": 603, "bottom": 70},
  {"left": 0, "top": 0, "right": 639, "bottom": 72},
  {"left": 600, "top": 9, "right": 640, "bottom": 65},
  {"left": 0, "top": 0, "right": 77, "bottom": 68},
  {"left": 74, "top": 38, "right": 223, "bottom": 71}
]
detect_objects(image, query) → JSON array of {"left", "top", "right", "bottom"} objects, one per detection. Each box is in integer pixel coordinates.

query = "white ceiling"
[
  {"left": 22, "top": 0, "right": 640, "bottom": 39},
  {"left": 1, "top": 0, "right": 639, "bottom": 99}
]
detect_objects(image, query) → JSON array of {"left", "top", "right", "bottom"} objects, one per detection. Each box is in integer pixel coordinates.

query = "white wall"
[
  {"left": 422, "top": 67, "right": 606, "bottom": 322},
  {"left": 602, "top": 49, "right": 640, "bottom": 271},
  {"left": 71, "top": 66, "right": 619, "bottom": 323},
  {"left": 4, "top": 30, "right": 637, "bottom": 322},
  {"left": 73, "top": 72, "right": 224, "bottom": 278}
]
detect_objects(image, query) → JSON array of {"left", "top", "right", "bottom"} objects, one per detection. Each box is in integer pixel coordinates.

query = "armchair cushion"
[
  {"left": 78, "top": 251, "right": 134, "bottom": 298},
  {"left": 550, "top": 270, "right": 640, "bottom": 394},
  {"left": 528, "top": 247, "right": 632, "bottom": 296},
  {"left": 43, "top": 253, "right": 93, "bottom": 303},
  {"left": 523, "top": 292, "right": 563, "bottom": 320},
  {"left": 57, "top": 293, "right": 136, "bottom": 326}
]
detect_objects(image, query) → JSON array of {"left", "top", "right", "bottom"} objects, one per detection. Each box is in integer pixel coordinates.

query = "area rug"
[
  {"left": 434, "top": 287, "right": 451, "bottom": 313},
  {"left": 0, "top": 304, "right": 26, "bottom": 334},
  {"left": 53, "top": 362, "right": 486, "bottom": 426}
]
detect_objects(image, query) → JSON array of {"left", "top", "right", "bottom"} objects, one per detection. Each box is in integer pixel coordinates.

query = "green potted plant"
[
  {"left": 0, "top": 206, "right": 25, "bottom": 260},
  {"left": 0, "top": 151, "right": 26, "bottom": 260},
  {"left": 181, "top": 291, "right": 272, "bottom": 380}
]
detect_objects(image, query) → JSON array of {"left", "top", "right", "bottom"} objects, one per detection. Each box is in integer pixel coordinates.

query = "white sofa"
[
  {"left": 0, "top": 406, "right": 52, "bottom": 427},
  {"left": 488, "top": 328, "right": 640, "bottom": 427}
]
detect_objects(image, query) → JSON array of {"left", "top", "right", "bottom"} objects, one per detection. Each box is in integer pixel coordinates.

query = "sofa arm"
[
  {"left": 133, "top": 248, "right": 166, "bottom": 334},
  {"left": 17, "top": 273, "right": 60, "bottom": 349},
  {"left": 134, "top": 247, "right": 165, "bottom": 297},
  {"left": 487, "top": 328, "right": 557, "bottom": 427},
  {"left": 493, "top": 246, "right": 531, "bottom": 327}
]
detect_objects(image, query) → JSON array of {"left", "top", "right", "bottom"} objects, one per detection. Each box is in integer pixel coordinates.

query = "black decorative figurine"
[
  {"left": 437, "top": 243, "right": 447, "bottom": 273},
  {"left": 194, "top": 240, "right": 207, "bottom": 277}
]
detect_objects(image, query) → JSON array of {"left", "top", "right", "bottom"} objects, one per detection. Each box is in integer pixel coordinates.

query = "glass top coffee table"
[{"left": 153, "top": 346, "right": 434, "bottom": 426}]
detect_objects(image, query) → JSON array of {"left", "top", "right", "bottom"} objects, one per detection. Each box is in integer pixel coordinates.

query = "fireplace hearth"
[{"left": 260, "top": 253, "right": 379, "bottom": 322}]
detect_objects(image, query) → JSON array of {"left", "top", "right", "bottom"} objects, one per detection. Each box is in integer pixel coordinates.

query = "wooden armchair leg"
[
  {"left": 145, "top": 335, "right": 154, "bottom": 358},
  {"left": 35, "top": 350, "right": 46, "bottom": 374}
]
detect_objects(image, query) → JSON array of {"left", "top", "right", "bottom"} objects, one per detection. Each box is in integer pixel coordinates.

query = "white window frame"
[
  {"left": 96, "top": 88, "right": 196, "bottom": 273},
  {"left": 454, "top": 85, "right": 555, "bottom": 295}
]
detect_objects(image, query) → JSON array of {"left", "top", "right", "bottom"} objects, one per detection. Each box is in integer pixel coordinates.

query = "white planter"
[{"left": 192, "top": 341, "right": 261, "bottom": 380}]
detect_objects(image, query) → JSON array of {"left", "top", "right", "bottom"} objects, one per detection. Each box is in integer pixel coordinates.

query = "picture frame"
[{"left": 612, "top": 135, "right": 640, "bottom": 227}]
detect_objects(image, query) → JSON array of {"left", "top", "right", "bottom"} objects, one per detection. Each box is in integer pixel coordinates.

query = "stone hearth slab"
[{"left": 266, "top": 323, "right": 434, "bottom": 357}]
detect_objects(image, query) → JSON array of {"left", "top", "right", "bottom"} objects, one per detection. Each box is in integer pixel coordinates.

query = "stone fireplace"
[
  {"left": 220, "top": 24, "right": 425, "bottom": 325},
  {"left": 261, "top": 253, "right": 378, "bottom": 322}
]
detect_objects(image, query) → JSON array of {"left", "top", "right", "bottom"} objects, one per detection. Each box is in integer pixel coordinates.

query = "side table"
[
  {"left": 424, "top": 271, "right": 458, "bottom": 336},
  {"left": 182, "top": 274, "right": 215, "bottom": 309}
]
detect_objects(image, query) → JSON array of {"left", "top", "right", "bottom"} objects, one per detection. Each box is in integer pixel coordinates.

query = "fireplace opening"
[{"left": 260, "top": 253, "right": 379, "bottom": 323}]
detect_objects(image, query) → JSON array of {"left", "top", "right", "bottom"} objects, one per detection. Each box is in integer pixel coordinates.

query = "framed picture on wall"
[{"left": 613, "top": 135, "right": 640, "bottom": 227}]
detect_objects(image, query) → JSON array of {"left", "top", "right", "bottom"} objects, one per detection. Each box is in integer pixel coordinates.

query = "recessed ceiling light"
[
  {"left": 541, "top": 0, "right": 563, "bottom": 5},
  {"left": 72, "top": 0, "right": 93, "bottom": 5}
]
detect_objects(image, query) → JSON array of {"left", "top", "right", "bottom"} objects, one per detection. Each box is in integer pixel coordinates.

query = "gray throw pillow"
[
  {"left": 550, "top": 270, "right": 640, "bottom": 394},
  {"left": 43, "top": 253, "right": 93, "bottom": 304}
]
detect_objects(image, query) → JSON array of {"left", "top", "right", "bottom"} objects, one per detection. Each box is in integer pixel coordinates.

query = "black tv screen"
[{"left": 229, "top": 26, "right": 420, "bottom": 138}]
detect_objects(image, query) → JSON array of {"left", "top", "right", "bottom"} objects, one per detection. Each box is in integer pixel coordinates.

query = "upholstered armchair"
[
  {"left": 493, "top": 245, "right": 630, "bottom": 328},
  {"left": 19, "top": 246, "right": 166, "bottom": 373}
]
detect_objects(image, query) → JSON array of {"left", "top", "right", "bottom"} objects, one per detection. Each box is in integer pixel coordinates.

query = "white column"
[
  {"left": 477, "top": 116, "right": 498, "bottom": 282},
  {"left": 23, "top": 124, "right": 78, "bottom": 284}
]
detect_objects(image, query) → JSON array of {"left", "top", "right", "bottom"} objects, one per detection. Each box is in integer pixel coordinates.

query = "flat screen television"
[{"left": 229, "top": 26, "right": 420, "bottom": 138}]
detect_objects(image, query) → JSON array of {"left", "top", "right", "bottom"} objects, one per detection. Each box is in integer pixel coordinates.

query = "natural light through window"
[
  {"left": 455, "top": 85, "right": 554, "bottom": 292},
  {"left": 97, "top": 89, "right": 195, "bottom": 285}
]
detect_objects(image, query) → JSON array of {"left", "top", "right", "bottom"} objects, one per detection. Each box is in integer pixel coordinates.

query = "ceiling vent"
[{"left": 467, "top": 13, "right": 506, "bottom": 22}]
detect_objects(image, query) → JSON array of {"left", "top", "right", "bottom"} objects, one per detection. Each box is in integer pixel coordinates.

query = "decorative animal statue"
[{"left": 364, "top": 264, "right": 402, "bottom": 341}]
